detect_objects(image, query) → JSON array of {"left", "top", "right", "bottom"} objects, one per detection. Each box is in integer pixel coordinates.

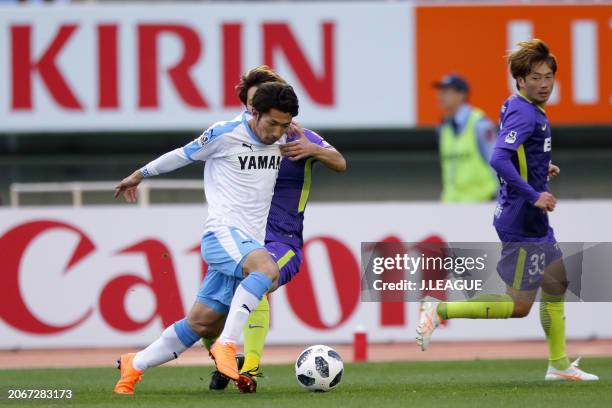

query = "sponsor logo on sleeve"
[
  {"left": 198, "top": 135, "right": 210, "bottom": 146},
  {"left": 505, "top": 130, "right": 517, "bottom": 144}
]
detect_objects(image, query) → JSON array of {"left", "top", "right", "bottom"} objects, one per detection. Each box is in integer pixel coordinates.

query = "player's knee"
[
  {"left": 186, "top": 312, "right": 216, "bottom": 338},
  {"left": 257, "top": 259, "right": 279, "bottom": 284},
  {"left": 511, "top": 302, "right": 532, "bottom": 318},
  {"left": 243, "top": 249, "right": 278, "bottom": 279},
  {"left": 186, "top": 318, "right": 218, "bottom": 338}
]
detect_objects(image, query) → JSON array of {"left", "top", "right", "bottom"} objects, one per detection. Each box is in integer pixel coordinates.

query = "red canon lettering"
[
  {"left": 99, "top": 239, "right": 184, "bottom": 332},
  {"left": 414, "top": 235, "right": 448, "bottom": 301},
  {"left": 367, "top": 235, "right": 407, "bottom": 326},
  {"left": 138, "top": 24, "right": 208, "bottom": 109},
  {"left": 263, "top": 22, "right": 335, "bottom": 105},
  {"left": 0, "top": 221, "right": 94, "bottom": 334},
  {"left": 187, "top": 243, "right": 208, "bottom": 280},
  {"left": 286, "top": 236, "right": 359, "bottom": 329},
  {"left": 11, "top": 24, "right": 83, "bottom": 110}
]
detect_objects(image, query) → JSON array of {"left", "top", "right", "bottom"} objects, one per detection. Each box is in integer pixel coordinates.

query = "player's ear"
[{"left": 251, "top": 109, "right": 260, "bottom": 121}]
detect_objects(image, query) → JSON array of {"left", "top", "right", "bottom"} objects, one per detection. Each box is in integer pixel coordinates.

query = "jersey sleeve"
[
  {"left": 140, "top": 148, "right": 191, "bottom": 177},
  {"left": 303, "top": 128, "right": 332, "bottom": 148},
  {"left": 489, "top": 148, "right": 540, "bottom": 204},
  {"left": 182, "top": 126, "right": 225, "bottom": 162},
  {"left": 140, "top": 126, "right": 225, "bottom": 177},
  {"left": 495, "top": 105, "right": 536, "bottom": 152}
]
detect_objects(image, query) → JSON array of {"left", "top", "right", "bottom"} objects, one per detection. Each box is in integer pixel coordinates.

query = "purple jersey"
[
  {"left": 492, "top": 94, "right": 552, "bottom": 237},
  {"left": 265, "top": 128, "right": 330, "bottom": 248}
]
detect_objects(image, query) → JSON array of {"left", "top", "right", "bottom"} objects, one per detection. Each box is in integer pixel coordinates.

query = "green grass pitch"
[{"left": 1, "top": 358, "right": 611, "bottom": 407}]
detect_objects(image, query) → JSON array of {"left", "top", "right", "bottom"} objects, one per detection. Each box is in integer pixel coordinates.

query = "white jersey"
[{"left": 140, "top": 112, "right": 284, "bottom": 243}]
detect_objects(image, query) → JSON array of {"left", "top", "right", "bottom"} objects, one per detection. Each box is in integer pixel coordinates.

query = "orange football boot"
[
  {"left": 210, "top": 340, "right": 239, "bottom": 380},
  {"left": 114, "top": 353, "right": 143, "bottom": 395}
]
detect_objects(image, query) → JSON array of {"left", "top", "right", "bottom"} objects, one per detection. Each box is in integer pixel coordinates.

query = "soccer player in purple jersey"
[
  {"left": 202, "top": 66, "right": 346, "bottom": 392},
  {"left": 416, "top": 39, "right": 598, "bottom": 381}
]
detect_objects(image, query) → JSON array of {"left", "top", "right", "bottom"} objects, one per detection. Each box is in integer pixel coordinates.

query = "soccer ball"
[{"left": 295, "top": 345, "right": 344, "bottom": 392}]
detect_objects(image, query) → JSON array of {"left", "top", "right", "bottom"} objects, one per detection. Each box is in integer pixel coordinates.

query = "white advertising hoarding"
[
  {"left": 0, "top": 2, "right": 414, "bottom": 132},
  {"left": 1, "top": 201, "right": 611, "bottom": 349}
]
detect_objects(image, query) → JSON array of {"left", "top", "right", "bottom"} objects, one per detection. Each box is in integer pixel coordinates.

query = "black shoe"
[{"left": 208, "top": 353, "right": 245, "bottom": 391}]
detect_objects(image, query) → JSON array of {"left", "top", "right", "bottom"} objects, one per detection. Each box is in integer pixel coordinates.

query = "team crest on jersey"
[{"left": 505, "top": 130, "right": 517, "bottom": 144}]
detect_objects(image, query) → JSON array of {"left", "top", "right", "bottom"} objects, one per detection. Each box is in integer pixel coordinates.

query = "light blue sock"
[
  {"left": 219, "top": 272, "right": 272, "bottom": 343},
  {"left": 173, "top": 318, "right": 200, "bottom": 348},
  {"left": 240, "top": 271, "right": 273, "bottom": 300}
]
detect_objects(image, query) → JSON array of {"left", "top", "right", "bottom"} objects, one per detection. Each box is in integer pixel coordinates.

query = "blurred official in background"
[{"left": 435, "top": 74, "right": 498, "bottom": 202}]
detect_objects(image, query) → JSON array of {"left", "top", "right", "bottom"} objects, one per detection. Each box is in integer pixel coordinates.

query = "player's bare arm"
[{"left": 114, "top": 170, "right": 144, "bottom": 203}]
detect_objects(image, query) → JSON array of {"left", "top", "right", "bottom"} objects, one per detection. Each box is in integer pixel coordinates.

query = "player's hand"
[
  {"left": 548, "top": 163, "right": 560, "bottom": 178},
  {"left": 280, "top": 130, "right": 318, "bottom": 161},
  {"left": 114, "top": 170, "right": 144, "bottom": 203},
  {"left": 534, "top": 192, "right": 557, "bottom": 212}
]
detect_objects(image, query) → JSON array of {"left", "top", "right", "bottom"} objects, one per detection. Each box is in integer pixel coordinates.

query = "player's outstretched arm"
[
  {"left": 114, "top": 144, "right": 194, "bottom": 203},
  {"left": 114, "top": 170, "right": 144, "bottom": 203}
]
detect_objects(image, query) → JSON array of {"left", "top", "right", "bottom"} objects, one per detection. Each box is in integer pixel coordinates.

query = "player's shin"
[
  {"left": 540, "top": 292, "right": 570, "bottom": 370},
  {"left": 438, "top": 294, "right": 514, "bottom": 319},
  {"left": 132, "top": 318, "right": 199, "bottom": 371},
  {"left": 242, "top": 295, "right": 270, "bottom": 373},
  {"left": 219, "top": 272, "right": 272, "bottom": 345},
  {"left": 202, "top": 336, "right": 217, "bottom": 352}
]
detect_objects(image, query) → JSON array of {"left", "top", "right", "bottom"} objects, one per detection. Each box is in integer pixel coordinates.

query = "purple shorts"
[
  {"left": 265, "top": 241, "right": 302, "bottom": 287},
  {"left": 496, "top": 227, "right": 563, "bottom": 291}
]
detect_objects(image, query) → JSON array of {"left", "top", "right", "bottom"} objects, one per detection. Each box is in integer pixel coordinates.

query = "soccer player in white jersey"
[{"left": 113, "top": 82, "right": 299, "bottom": 395}]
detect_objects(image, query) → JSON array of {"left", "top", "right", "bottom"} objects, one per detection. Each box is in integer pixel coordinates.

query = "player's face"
[
  {"left": 253, "top": 108, "right": 292, "bottom": 144},
  {"left": 437, "top": 87, "right": 465, "bottom": 115},
  {"left": 519, "top": 61, "right": 554, "bottom": 105},
  {"left": 246, "top": 86, "right": 258, "bottom": 113}
]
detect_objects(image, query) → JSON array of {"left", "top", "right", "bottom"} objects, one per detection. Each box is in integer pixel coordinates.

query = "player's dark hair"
[
  {"left": 235, "top": 65, "right": 287, "bottom": 105},
  {"left": 252, "top": 82, "right": 299, "bottom": 117},
  {"left": 507, "top": 39, "right": 557, "bottom": 90}
]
